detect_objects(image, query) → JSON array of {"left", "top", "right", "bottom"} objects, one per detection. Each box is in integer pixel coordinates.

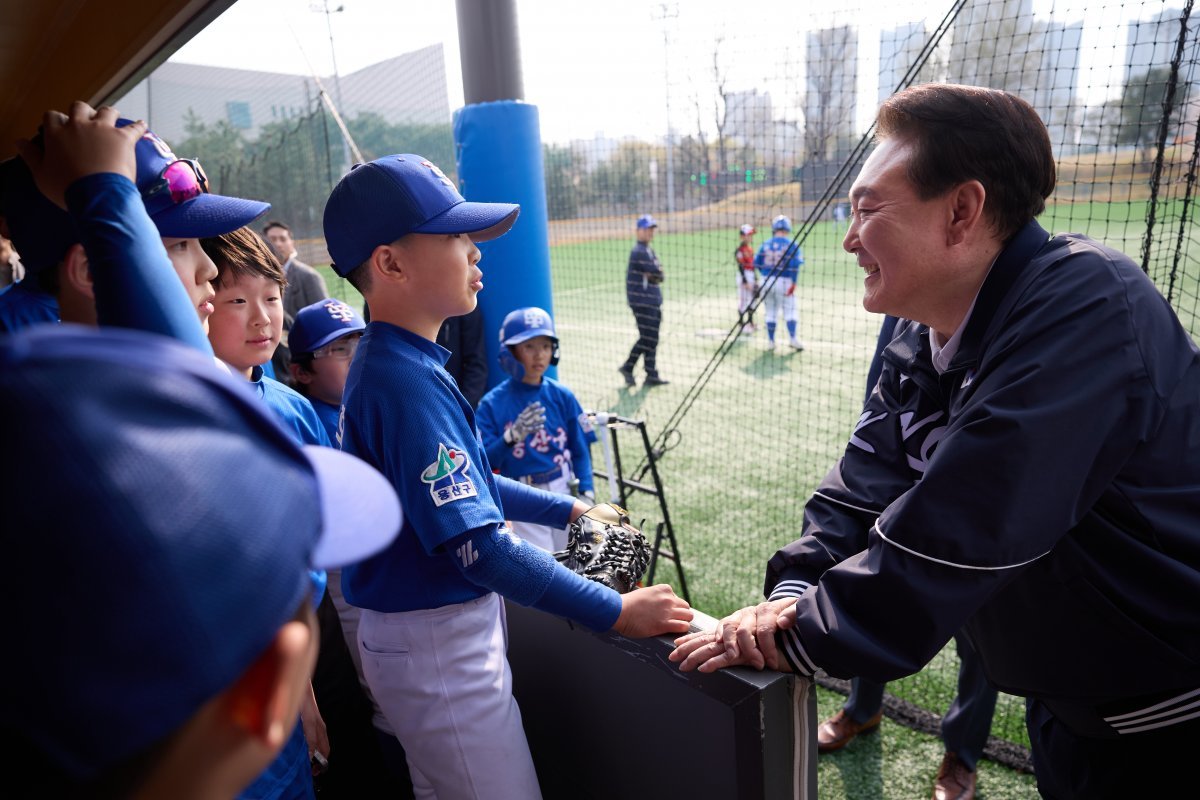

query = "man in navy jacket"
[{"left": 671, "top": 84, "right": 1200, "bottom": 799}]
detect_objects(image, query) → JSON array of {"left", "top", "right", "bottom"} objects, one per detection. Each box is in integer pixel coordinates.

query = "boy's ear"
[
  {"left": 288, "top": 362, "right": 313, "bottom": 386},
  {"left": 220, "top": 620, "right": 314, "bottom": 750},
  {"left": 63, "top": 243, "right": 93, "bottom": 299},
  {"left": 370, "top": 242, "right": 406, "bottom": 284}
]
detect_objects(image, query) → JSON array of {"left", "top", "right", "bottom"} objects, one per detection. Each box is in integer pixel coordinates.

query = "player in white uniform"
[
  {"left": 323, "top": 154, "right": 693, "bottom": 800},
  {"left": 477, "top": 307, "right": 597, "bottom": 552},
  {"left": 753, "top": 214, "right": 805, "bottom": 351}
]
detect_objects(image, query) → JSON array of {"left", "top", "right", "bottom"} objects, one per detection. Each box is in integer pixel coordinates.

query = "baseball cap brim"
[
  {"left": 414, "top": 201, "right": 519, "bottom": 242},
  {"left": 297, "top": 326, "right": 363, "bottom": 355},
  {"left": 305, "top": 444, "right": 402, "bottom": 569},
  {"left": 152, "top": 193, "right": 271, "bottom": 239}
]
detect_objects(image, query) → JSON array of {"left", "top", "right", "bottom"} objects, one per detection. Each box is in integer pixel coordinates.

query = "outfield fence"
[{"left": 116, "top": 0, "right": 1200, "bottom": 768}]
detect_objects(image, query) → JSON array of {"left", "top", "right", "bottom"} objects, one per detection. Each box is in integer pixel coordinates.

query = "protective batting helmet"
[
  {"left": 772, "top": 214, "right": 792, "bottom": 232},
  {"left": 498, "top": 306, "right": 560, "bottom": 379}
]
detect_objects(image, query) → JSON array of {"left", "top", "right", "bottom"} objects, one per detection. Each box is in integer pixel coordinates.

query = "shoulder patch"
[{"left": 420, "top": 443, "right": 478, "bottom": 506}]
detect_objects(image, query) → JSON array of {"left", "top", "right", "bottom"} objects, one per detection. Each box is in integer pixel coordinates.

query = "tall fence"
[{"left": 116, "top": 0, "right": 1200, "bottom": 766}]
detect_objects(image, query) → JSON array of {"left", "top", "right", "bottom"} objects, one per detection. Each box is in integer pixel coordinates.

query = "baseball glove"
[{"left": 554, "top": 503, "right": 651, "bottom": 594}]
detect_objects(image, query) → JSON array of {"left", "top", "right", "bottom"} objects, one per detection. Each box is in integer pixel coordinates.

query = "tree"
[
  {"left": 173, "top": 109, "right": 246, "bottom": 194},
  {"left": 346, "top": 112, "right": 454, "bottom": 173},
  {"left": 586, "top": 142, "right": 654, "bottom": 212},
  {"left": 1116, "top": 66, "right": 1191, "bottom": 152},
  {"left": 543, "top": 144, "right": 584, "bottom": 220},
  {"left": 804, "top": 25, "right": 858, "bottom": 165}
]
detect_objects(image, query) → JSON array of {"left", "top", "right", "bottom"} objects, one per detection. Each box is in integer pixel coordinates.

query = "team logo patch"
[
  {"left": 421, "top": 443, "right": 478, "bottom": 506},
  {"left": 420, "top": 159, "right": 455, "bottom": 189},
  {"left": 324, "top": 300, "right": 355, "bottom": 322}
]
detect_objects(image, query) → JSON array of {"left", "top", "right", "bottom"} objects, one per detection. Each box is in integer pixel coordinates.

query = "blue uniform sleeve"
[
  {"left": 64, "top": 173, "right": 213, "bottom": 355},
  {"left": 448, "top": 524, "right": 621, "bottom": 631},
  {"left": 497, "top": 474, "right": 575, "bottom": 527},
  {"left": 753, "top": 243, "right": 766, "bottom": 267}
]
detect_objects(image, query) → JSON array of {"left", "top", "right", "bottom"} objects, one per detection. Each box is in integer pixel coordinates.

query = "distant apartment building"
[
  {"left": 118, "top": 44, "right": 451, "bottom": 144},
  {"left": 805, "top": 25, "right": 858, "bottom": 163},
  {"left": 879, "top": 22, "right": 930, "bottom": 104},
  {"left": 724, "top": 89, "right": 802, "bottom": 166}
]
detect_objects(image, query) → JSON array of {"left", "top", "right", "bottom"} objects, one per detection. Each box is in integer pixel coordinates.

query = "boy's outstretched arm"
[
  {"left": 17, "top": 102, "right": 212, "bottom": 354},
  {"left": 446, "top": 524, "right": 692, "bottom": 638}
]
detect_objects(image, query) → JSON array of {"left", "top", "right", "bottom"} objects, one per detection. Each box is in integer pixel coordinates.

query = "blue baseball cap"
[
  {"left": 323, "top": 154, "right": 520, "bottom": 277},
  {"left": 0, "top": 155, "right": 78, "bottom": 276},
  {"left": 0, "top": 325, "right": 402, "bottom": 780},
  {"left": 637, "top": 214, "right": 658, "bottom": 229},
  {"left": 290, "top": 299, "right": 366, "bottom": 355},
  {"left": 125, "top": 121, "right": 271, "bottom": 239}
]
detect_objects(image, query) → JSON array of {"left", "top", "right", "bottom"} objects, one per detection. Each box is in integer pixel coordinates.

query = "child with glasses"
[{"left": 287, "top": 299, "right": 365, "bottom": 442}]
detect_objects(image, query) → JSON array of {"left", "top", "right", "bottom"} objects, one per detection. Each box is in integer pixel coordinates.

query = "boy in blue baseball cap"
[
  {"left": 7, "top": 102, "right": 269, "bottom": 348},
  {"left": 476, "top": 305, "right": 598, "bottom": 552},
  {"left": 288, "top": 298, "right": 366, "bottom": 442},
  {"left": 323, "top": 154, "right": 692, "bottom": 798},
  {"left": 0, "top": 324, "right": 402, "bottom": 799}
]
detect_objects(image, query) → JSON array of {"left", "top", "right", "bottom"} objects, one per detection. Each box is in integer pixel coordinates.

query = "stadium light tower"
[
  {"left": 653, "top": 2, "right": 678, "bottom": 214},
  {"left": 311, "top": 0, "right": 346, "bottom": 111}
]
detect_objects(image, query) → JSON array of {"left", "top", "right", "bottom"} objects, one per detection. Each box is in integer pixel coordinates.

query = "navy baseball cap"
[
  {"left": 125, "top": 121, "right": 271, "bottom": 239},
  {"left": 290, "top": 299, "right": 366, "bottom": 355},
  {"left": 637, "top": 214, "right": 658, "bottom": 229},
  {"left": 322, "top": 154, "right": 519, "bottom": 277},
  {"left": 0, "top": 325, "right": 402, "bottom": 780},
  {"left": 0, "top": 155, "right": 78, "bottom": 276}
]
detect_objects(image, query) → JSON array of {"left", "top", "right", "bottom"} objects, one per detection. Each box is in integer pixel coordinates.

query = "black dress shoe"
[
  {"left": 644, "top": 375, "right": 670, "bottom": 387},
  {"left": 618, "top": 365, "right": 636, "bottom": 386}
]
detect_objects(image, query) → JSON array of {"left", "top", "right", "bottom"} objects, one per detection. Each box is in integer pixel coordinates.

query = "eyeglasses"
[
  {"left": 312, "top": 335, "right": 361, "bottom": 361},
  {"left": 141, "top": 159, "right": 209, "bottom": 216}
]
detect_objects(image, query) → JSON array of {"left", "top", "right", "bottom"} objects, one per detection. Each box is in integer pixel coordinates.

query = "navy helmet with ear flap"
[
  {"left": 772, "top": 214, "right": 792, "bottom": 232},
  {"left": 498, "top": 306, "right": 560, "bottom": 379}
]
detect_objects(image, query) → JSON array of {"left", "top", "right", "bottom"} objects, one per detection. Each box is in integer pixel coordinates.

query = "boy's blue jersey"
[
  {"left": 339, "top": 322, "right": 507, "bottom": 612},
  {"left": 249, "top": 366, "right": 332, "bottom": 448},
  {"left": 0, "top": 281, "right": 59, "bottom": 334},
  {"left": 754, "top": 235, "right": 804, "bottom": 281},
  {"left": 476, "top": 377, "right": 597, "bottom": 492},
  {"left": 309, "top": 396, "right": 341, "bottom": 445}
]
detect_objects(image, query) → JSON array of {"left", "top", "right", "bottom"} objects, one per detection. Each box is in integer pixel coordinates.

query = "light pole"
[
  {"left": 653, "top": 2, "right": 678, "bottom": 214},
  {"left": 312, "top": 0, "right": 345, "bottom": 111}
]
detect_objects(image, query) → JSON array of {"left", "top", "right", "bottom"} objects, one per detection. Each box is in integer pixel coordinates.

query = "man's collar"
[{"left": 949, "top": 220, "right": 1051, "bottom": 369}]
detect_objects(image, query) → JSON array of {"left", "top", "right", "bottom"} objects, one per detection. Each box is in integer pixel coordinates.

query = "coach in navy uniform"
[
  {"left": 671, "top": 84, "right": 1200, "bottom": 799},
  {"left": 619, "top": 214, "right": 669, "bottom": 387}
]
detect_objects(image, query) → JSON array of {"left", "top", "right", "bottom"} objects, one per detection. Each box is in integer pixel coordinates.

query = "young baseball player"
[
  {"left": 6, "top": 107, "right": 271, "bottom": 348},
  {"left": 7, "top": 106, "right": 338, "bottom": 799},
  {"left": 324, "top": 153, "right": 692, "bottom": 800},
  {"left": 287, "top": 298, "right": 365, "bottom": 441},
  {"left": 735, "top": 223, "right": 757, "bottom": 334},
  {"left": 476, "top": 306, "right": 597, "bottom": 552},
  {"left": 754, "top": 214, "right": 804, "bottom": 351},
  {"left": 2, "top": 324, "right": 401, "bottom": 800},
  {"left": 202, "top": 227, "right": 331, "bottom": 448}
]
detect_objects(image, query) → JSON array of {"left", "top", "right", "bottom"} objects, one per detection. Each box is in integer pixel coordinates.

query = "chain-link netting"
[{"left": 113, "top": 0, "right": 1200, "bottom": 767}]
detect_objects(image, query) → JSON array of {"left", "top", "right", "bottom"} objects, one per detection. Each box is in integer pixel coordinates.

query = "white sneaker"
[
  {"left": 767, "top": 340, "right": 776, "bottom": 352},
  {"left": 789, "top": 339, "right": 805, "bottom": 351}
]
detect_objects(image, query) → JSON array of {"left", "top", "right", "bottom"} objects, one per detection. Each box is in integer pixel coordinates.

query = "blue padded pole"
[{"left": 454, "top": 100, "right": 555, "bottom": 389}]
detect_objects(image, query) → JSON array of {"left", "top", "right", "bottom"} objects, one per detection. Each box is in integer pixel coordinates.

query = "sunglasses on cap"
[{"left": 141, "top": 159, "right": 209, "bottom": 216}]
